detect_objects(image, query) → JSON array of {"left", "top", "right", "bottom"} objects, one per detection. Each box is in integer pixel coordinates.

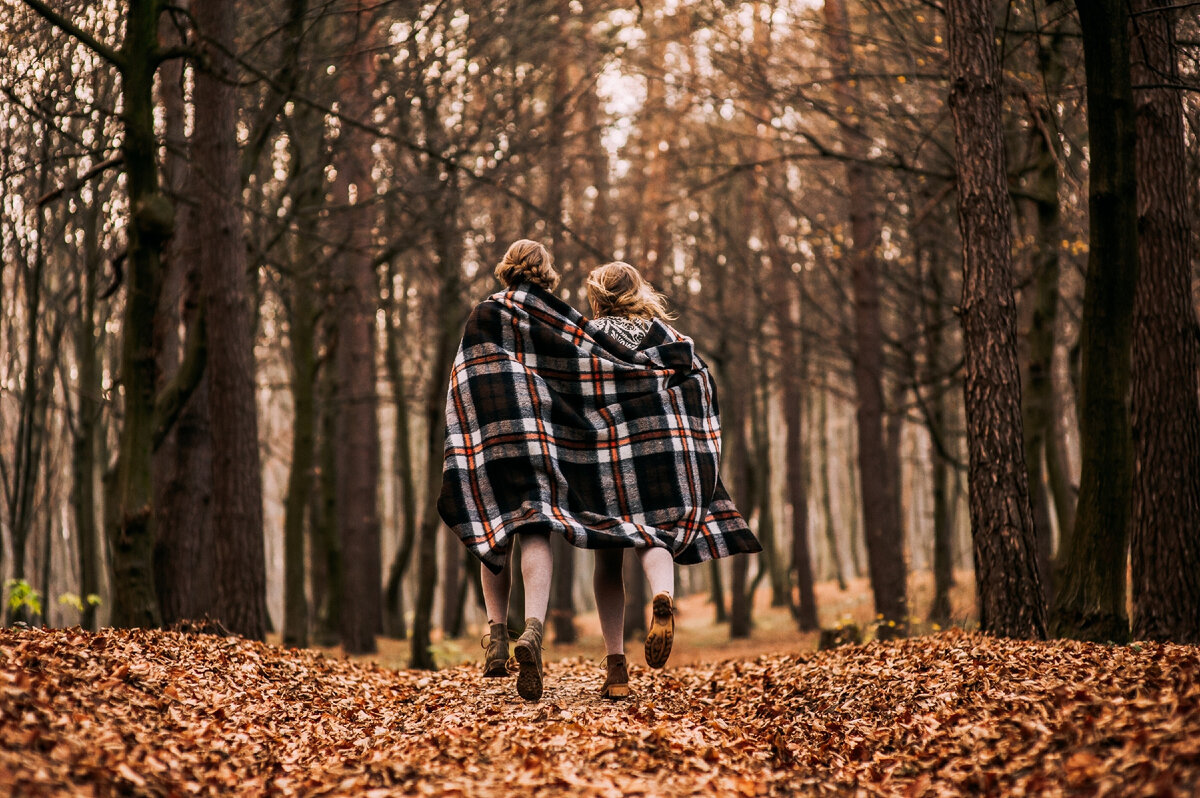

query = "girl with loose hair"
[
  {"left": 585, "top": 262, "right": 685, "bottom": 699},
  {"left": 585, "top": 261, "right": 673, "bottom": 350}
]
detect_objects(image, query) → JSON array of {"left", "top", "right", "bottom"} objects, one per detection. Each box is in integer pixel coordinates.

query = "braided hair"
[{"left": 494, "top": 239, "right": 559, "bottom": 291}]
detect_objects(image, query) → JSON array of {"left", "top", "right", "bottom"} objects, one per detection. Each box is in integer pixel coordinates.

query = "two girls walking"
[{"left": 438, "top": 240, "right": 759, "bottom": 701}]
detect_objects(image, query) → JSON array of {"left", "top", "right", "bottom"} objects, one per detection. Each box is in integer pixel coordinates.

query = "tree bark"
[
  {"left": 623, "top": 550, "right": 647, "bottom": 640},
  {"left": 824, "top": 0, "right": 907, "bottom": 627},
  {"left": 440, "top": 532, "right": 463, "bottom": 639},
  {"left": 154, "top": 0, "right": 216, "bottom": 627},
  {"left": 332, "top": 0, "right": 382, "bottom": 655},
  {"left": 725, "top": 365, "right": 754, "bottom": 639},
  {"left": 73, "top": 200, "right": 104, "bottom": 630},
  {"left": 283, "top": 273, "right": 317, "bottom": 647},
  {"left": 1052, "top": 0, "right": 1138, "bottom": 643},
  {"left": 312, "top": 354, "right": 342, "bottom": 645},
  {"left": 192, "top": 0, "right": 267, "bottom": 640},
  {"left": 411, "top": 221, "right": 464, "bottom": 669},
  {"left": 920, "top": 221, "right": 956, "bottom": 625},
  {"left": 1129, "top": 0, "right": 1200, "bottom": 643},
  {"left": 708, "top": 558, "right": 728, "bottom": 623},
  {"left": 946, "top": 0, "right": 1046, "bottom": 638},
  {"left": 815, "top": 391, "right": 849, "bottom": 590},
  {"left": 382, "top": 261, "right": 417, "bottom": 640},
  {"left": 109, "top": 0, "right": 169, "bottom": 628},
  {"left": 549, "top": 534, "right": 578, "bottom": 643},
  {"left": 1045, "top": 390, "right": 1077, "bottom": 562},
  {"left": 7, "top": 151, "right": 50, "bottom": 612},
  {"left": 785, "top": 359, "right": 818, "bottom": 629}
]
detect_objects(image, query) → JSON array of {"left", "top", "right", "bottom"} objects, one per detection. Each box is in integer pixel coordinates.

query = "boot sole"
[
  {"left": 600, "top": 684, "right": 630, "bottom": 700},
  {"left": 645, "top": 595, "right": 674, "bottom": 669},
  {"left": 514, "top": 642, "right": 543, "bottom": 701}
]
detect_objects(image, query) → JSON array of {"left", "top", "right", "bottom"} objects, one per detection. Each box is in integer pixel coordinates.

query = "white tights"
[
  {"left": 481, "top": 534, "right": 553, "bottom": 626},
  {"left": 593, "top": 547, "right": 674, "bottom": 656}
]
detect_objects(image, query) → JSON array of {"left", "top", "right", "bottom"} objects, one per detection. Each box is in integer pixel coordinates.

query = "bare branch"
[
  {"left": 38, "top": 155, "right": 123, "bottom": 206},
  {"left": 19, "top": 0, "right": 125, "bottom": 70}
]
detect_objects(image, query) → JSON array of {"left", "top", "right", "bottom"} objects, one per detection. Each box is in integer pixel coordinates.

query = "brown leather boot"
[
  {"left": 513, "top": 617, "right": 544, "bottom": 701},
  {"left": 644, "top": 592, "right": 674, "bottom": 669},
  {"left": 482, "top": 622, "right": 510, "bottom": 678},
  {"left": 600, "top": 654, "right": 630, "bottom": 700}
]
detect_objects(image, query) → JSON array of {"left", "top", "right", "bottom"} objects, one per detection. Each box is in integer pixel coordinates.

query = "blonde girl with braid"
[{"left": 585, "top": 261, "right": 679, "bottom": 699}]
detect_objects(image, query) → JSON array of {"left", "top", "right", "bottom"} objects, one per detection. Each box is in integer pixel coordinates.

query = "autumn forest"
[{"left": 1, "top": 0, "right": 1199, "bottom": 793}]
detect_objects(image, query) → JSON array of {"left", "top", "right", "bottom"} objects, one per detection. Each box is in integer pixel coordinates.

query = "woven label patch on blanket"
[{"left": 437, "top": 282, "right": 761, "bottom": 573}]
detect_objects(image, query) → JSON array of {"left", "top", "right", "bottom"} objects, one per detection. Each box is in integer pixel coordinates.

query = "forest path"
[{"left": 2, "top": 626, "right": 1198, "bottom": 796}]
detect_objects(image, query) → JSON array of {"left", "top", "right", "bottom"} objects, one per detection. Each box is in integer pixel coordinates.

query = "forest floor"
[
  {"left": 2, "top": 586, "right": 1199, "bottom": 797},
  {"left": 336, "top": 571, "right": 985, "bottom": 673}
]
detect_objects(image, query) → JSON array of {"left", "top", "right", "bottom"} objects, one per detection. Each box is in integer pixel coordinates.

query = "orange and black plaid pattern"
[{"left": 437, "top": 283, "right": 761, "bottom": 574}]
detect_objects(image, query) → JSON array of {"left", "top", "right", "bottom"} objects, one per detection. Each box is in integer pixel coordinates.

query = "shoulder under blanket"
[{"left": 437, "top": 282, "right": 761, "bottom": 573}]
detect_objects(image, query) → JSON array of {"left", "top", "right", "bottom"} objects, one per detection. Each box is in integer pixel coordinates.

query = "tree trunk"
[
  {"left": 313, "top": 359, "right": 342, "bottom": 646},
  {"left": 1129, "top": 0, "right": 1200, "bottom": 643},
  {"left": 152, "top": 297, "right": 213, "bottom": 625},
  {"left": 332, "top": 0, "right": 382, "bottom": 655},
  {"left": 153, "top": 0, "right": 214, "bottom": 627},
  {"left": 623, "top": 549, "right": 647, "bottom": 640},
  {"left": 708, "top": 559, "right": 727, "bottom": 623},
  {"left": 192, "top": 0, "right": 267, "bottom": 640},
  {"left": 785, "top": 371, "right": 818, "bottom": 629},
  {"left": 846, "top": 422, "right": 867, "bottom": 580},
  {"left": 411, "top": 226, "right": 464, "bottom": 670},
  {"left": 108, "top": 0, "right": 169, "bottom": 628},
  {"left": 440, "top": 532, "right": 463, "bottom": 638},
  {"left": 382, "top": 262, "right": 417, "bottom": 640},
  {"left": 824, "top": 0, "right": 907, "bottom": 627},
  {"left": 273, "top": 0, "right": 318, "bottom": 650},
  {"left": 73, "top": 201, "right": 104, "bottom": 630},
  {"left": 1045, "top": 390, "right": 1077, "bottom": 562},
  {"left": 946, "top": 0, "right": 1046, "bottom": 639},
  {"left": 764, "top": 192, "right": 818, "bottom": 624},
  {"left": 507, "top": 536, "right": 527, "bottom": 639},
  {"left": 1052, "top": 0, "right": 1138, "bottom": 643},
  {"left": 550, "top": 534, "right": 577, "bottom": 643},
  {"left": 7, "top": 154, "right": 49, "bottom": 618},
  {"left": 1022, "top": 26, "right": 1068, "bottom": 609},
  {"left": 921, "top": 227, "right": 955, "bottom": 624},
  {"left": 815, "top": 391, "right": 849, "bottom": 590},
  {"left": 283, "top": 276, "right": 316, "bottom": 647},
  {"left": 750, "top": 378, "right": 788, "bottom": 609},
  {"left": 725, "top": 367, "right": 754, "bottom": 639}
]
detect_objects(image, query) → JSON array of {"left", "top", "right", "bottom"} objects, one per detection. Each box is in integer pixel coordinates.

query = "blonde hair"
[
  {"left": 586, "top": 261, "right": 674, "bottom": 321},
  {"left": 494, "top": 239, "right": 559, "bottom": 291}
]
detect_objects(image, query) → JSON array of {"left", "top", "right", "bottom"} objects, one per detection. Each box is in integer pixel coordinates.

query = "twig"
[
  {"left": 19, "top": 0, "right": 124, "bottom": 70},
  {"left": 37, "top": 155, "right": 123, "bottom": 206}
]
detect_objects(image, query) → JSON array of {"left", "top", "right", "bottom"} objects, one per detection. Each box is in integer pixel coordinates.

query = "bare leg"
[
  {"left": 638, "top": 546, "right": 674, "bottom": 600},
  {"left": 519, "top": 533, "right": 552, "bottom": 623},
  {"left": 641, "top": 546, "right": 675, "bottom": 669},
  {"left": 514, "top": 533, "right": 553, "bottom": 700},
  {"left": 481, "top": 547, "right": 512, "bottom": 625},
  {"left": 593, "top": 549, "right": 626, "bottom": 656},
  {"left": 481, "top": 548, "right": 513, "bottom": 678}
]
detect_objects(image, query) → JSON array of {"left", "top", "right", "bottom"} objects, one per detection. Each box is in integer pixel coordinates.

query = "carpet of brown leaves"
[{"left": 2, "top": 626, "right": 1198, "bottom": 796}]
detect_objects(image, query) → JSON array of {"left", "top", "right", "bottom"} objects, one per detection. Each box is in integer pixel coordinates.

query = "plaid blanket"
[{"left": 437, "top": 282, "right": 760, "bottom": 573}]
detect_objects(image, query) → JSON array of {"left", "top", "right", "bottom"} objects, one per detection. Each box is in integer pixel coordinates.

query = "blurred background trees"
[{"left": 2, "top": 0, "right": 1197, "bottom": 659}]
